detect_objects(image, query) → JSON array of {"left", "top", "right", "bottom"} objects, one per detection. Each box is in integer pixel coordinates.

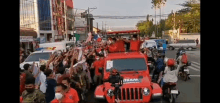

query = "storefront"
[{"left": 20, "top": 28, "right": 37, "bottom": 52}]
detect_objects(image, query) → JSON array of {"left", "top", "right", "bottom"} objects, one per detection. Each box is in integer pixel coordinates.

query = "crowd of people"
[
  {"left": 20, "top": 33, "right": 190, "bottom": 103},
  {"left": 20, "top": 34, "right": 146, "bottom": 103}
]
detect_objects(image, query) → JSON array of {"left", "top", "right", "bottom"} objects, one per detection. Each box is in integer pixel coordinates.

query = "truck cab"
[{"left": 94, "top": 51, "right": 162, "bottom": 103}]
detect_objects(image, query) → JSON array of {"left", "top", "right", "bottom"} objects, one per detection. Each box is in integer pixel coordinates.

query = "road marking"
[
  {"left": 150, "top": 75, "right": 200, "bottom": 77},
  {"left": 190, "top": 75, "right": 200, "bottom": 77},
  {"left": 190, "top": 64, "right": 200, "bottom": 69},
  {"left": 191, "top": 61, "right": 200, "bottom": 65},
  {"left": 188, "top": 66, "right": 200, "bottom": 71}
]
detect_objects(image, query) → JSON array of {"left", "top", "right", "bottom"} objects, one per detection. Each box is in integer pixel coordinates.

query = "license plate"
[
  {"left": 184, "top": 69, "right": 189, "bottom": 72},
  {"left": 171, "top": 90, "right": 178, "bottom": 94},
  {"left": 148, "top": 63, "right": 151, "bottom": 65}
]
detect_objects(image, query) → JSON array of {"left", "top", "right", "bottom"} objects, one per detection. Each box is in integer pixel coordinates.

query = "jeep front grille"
[{"left": 118, "top": 88, "right": 143, "bottom": 101}]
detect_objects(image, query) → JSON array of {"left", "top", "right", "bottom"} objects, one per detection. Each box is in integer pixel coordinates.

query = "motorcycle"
[
  {"left": 162, "top": 82, "right": 179, "bottom": 103},
  {"left": 178, "top": 62, "right": 191, "bottom": 81}
]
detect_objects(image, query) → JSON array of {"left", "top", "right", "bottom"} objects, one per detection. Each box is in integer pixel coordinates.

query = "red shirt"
[
  {"left": 115, "top": 40, "right": 125, "bottom": 52},
  {"left": 65, "top": 88, "right": 79, "bottom": 102},
  {"left": 20, "top": 73, "right": 26, "bottom": 95},
  {"left": 51, "top": 97, "right": 74, "bottom": 103},
  {"left": 130, "top": 40, "right": 143, "bottom": 51},
  {"left": 96, "top": 48, "right": 102, "bottom": 54},
  {"left": 100, "top": 58, "right": 105, "bottom": 67},
  {"left": 93, "top": 60, "right": 103, "bottom": 75},
  {"left": 87, "top": 46, "right": 92, "bottom": 49},
  {"left": 108, "top": 43, "right": 118, "bottom": 53},
  {"left": 97, "top": 38, "right": 102, "bottom": 42}
]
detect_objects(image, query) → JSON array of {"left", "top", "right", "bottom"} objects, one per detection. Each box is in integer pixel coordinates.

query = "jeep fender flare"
[
  {"left": 94, "top": 85, "right": 105, "bottom": 99},
  {"left": 151, "top": 82, "right": 163, "bottom": 99}
]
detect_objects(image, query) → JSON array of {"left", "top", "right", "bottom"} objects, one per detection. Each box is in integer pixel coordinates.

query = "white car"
[
  {"left": 141, "top": 40, "right": 158, "bottom": 49},
  {"left": 20, "top": 50, "right": 55, "bottom": 70},
  {"left": 167, "top": 40, "right": 197, "bottom": 50}
]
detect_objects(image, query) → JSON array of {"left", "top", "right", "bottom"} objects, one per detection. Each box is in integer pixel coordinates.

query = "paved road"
[
  {"left": 86, "top": 49, "right": 200, "bottom": 103},
  {"left": 164, "top": 49, "right": 200, "bottom": 103}
]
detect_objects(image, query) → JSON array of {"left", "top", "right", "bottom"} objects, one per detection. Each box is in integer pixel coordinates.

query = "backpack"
[{"left": 181, "top": 54, "right": 188, "bottom": 64}]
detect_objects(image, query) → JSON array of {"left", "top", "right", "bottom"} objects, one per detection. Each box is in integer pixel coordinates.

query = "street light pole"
[
  {"left": 64, "top": 0, "right": 68, "bottom": 41},
  {"left": 88, "top": 7, "right": 90, "bottom": 33},
  {"left": 87, "top": 7, "right": 97, "bottom": 34}
]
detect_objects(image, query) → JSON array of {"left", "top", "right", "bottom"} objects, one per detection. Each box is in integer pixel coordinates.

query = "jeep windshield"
[
  {"left": 24, "top": 52, "right": 51, "bottom": 62},
  {"left": 106, "top": 58, "right": 147, "bottom": 72}
]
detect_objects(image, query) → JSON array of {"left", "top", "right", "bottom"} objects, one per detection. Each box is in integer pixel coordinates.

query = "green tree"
[
  {"left": 162, "top": 1, "right": 200, "bottom": 33},
  {"left": 136, "top": 18, "right": 154, "bottom": 37},
  {"left": 151, "top": 0, "right": 167, "bottom": 9}
]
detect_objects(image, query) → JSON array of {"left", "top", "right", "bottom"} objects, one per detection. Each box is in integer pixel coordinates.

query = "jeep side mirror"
[{"left": 99, "top": 67, "right": 103, "bottom": 73}]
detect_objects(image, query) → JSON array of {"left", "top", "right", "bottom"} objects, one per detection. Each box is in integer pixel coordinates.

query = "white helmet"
[{"left": 164, "top": 57, "right": 169, "bottom": 64}]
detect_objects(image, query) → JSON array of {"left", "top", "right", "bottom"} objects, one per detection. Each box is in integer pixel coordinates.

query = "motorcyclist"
[
  {"left": 176, "top": 51, "right": 191, "bottom": 79},
  {"left": 160, "top": 58, "right": 180, "bottom": 97},
  {"left": 176, "top": 46, "right": 185, "bottom": 59}
]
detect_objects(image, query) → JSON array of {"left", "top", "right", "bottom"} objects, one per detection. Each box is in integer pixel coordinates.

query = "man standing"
[
  {"left": 196, "top": 38, "right": 199, "bottom": 46},
  {"left": 71, "top": 65, "right": 90, "bottom": 102},
  {"left": 51, "top": 83, "right": 74, "bottom": 103},
  {"left": 62, "top": 77, "right": 79, "bottom": 103},
  {"left": 44, "top": 69, "right": 57, "bottom": 103},
  {"left": 20, "top": 76, "right": 46, "bottom": 103},
  {"left": 91, "top": 55, "right": 103, "bottom": 86},
  {"left": 23, "top": 64, "right": 34, "bottom": 78},
  {"left": 39, "top": 65, "right": 47, "bottom": 94}
]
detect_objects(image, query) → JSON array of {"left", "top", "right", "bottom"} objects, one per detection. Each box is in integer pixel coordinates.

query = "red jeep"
[{"left": 94, "top": 51, "right": 162, "bottom": 103}]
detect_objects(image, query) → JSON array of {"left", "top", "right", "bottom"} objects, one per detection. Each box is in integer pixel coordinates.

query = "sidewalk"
[{"left": 197, "top": 44, "right": 200, "bottom": 48}]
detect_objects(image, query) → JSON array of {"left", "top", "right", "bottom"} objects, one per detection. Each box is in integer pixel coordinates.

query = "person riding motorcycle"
[
  {"left": 176, "top": 51, "right": 191, "bottom": 79},
  {"left": 176, "top": 46, "right": 185, "bottom": 59},
  {"left": 160, "top": 58, "right": 180, "bottom": 97}
]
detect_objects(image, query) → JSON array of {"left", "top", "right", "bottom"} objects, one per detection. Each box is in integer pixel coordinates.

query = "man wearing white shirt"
[{"left": 39, "top": 65, "right": 47, "bottom": 94}]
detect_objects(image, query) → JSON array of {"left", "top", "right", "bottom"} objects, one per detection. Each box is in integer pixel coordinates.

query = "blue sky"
[{"left": 74, "top": 0, "right": 188, "bottom": 30}]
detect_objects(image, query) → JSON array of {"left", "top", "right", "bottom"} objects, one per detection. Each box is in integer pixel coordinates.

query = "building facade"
[
  {"left": 38, "top": 0, "right": 74, "bottom": 42},
  {"left": 20, "top": 0, "right": 39, "bottom": 52},
  {"left": 20, "top": 0, "right": 39, "bottom": 35}
]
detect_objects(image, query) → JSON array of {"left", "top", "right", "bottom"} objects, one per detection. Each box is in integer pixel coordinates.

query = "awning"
[{"left": 20, "top": 28, "right": 37, "bottom": 38}]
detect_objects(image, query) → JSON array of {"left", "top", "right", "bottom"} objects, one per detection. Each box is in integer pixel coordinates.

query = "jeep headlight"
[
  {"left": 107, "top": 89, "right": 114, "bottom": 96},
  {"left": 142, "top": 88, "right": 150, "bottom": 95}
]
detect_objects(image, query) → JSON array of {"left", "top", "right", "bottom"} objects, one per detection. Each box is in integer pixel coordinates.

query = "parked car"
[{"left": 167, "top": 39, "right": 197, "bottom": 50}]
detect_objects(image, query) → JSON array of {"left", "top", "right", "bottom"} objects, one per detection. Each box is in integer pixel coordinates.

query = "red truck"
[{"left": 94, "top": 51, "right": 162, "bottom": 103}]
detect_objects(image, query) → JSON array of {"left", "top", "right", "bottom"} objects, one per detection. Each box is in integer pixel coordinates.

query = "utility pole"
[
  {"left": 157, "top": 22, "right": 158, "bottom": 39},
  {"left": 88, "top": 7, "right": 90, "bottom": 33},
  {"left": 155, "top": 6, "right": 157, "bottom": 38},
  {"left": 64, "top": 0, "right": 68, "bottom": 41},
  {"left": 102, "top": 21, "right": 103, "bottom": 35},
  {"left": 160, "top": 4, "right": 161, "bottom": 39},
  {"left": 87, "top": 7, "right": 97, "bottom": 34},
  {"left": 105, "top": 22, "right": 106, "bottom": 36},
  {"left": 97, "top": 22, "right": 98, "bottom": 34}
]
